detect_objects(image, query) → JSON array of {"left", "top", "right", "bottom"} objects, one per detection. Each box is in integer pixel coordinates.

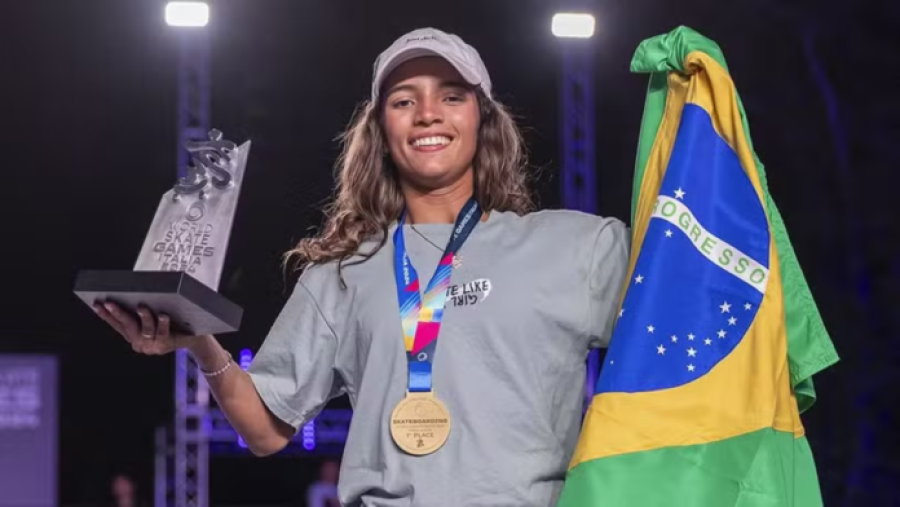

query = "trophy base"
[{"left": 73, "top": 270, "right": 243, "bottom": 336}]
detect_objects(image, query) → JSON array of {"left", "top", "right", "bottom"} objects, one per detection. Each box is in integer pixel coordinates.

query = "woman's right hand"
[{"left": 93, "top": 301, "right": 194, "bottom": 355}]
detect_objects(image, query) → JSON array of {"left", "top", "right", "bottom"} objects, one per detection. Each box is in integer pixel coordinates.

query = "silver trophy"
[{"left": 74, "top": 129, "right": 250, "bottom": 335}]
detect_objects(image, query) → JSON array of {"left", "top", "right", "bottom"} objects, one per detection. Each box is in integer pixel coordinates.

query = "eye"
[
  {"left": 444, "top": 92, "right": 468, "bottom": 103},
  {"left": 391, "top": 98, "right": 414, "bottom": 108}
]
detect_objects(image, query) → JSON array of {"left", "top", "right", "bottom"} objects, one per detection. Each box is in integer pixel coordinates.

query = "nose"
[{"left": 414, "top": 95, "right": 443, "bottom": 126}]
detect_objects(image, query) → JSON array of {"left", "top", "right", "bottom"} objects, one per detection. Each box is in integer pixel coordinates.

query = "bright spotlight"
[
  {"left": 552, "top": 13, "right": 595, "bottom": 38},
  {"left": 166, "top": 1, "right": 209, "bottom": 27}
]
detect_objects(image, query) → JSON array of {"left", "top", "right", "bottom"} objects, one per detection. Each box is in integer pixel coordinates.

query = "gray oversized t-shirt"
[{"left": 248, "top": 209, "right": 629, "bottom": 506}]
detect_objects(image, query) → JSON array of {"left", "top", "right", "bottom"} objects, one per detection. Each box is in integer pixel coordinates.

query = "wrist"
[
  {"left": 200, "top": 350, "right": 234, "bottom": 377},
  {"left": 185, "top": 334, "right": 216, "bottom": 354},
  {"left": 186, "top": 335, "right": 228, "bottom": 371}
]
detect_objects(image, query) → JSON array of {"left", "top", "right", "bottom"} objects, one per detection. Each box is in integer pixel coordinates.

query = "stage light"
[
  {"left": 236, "top": 349, "right": 253, "bottom": 449},
  {"left": 165, "top": 1, "right": 209, "bottom": 27},
  {"left": 552, "top": 13, "right": 595, "bottom": 38},
  {"left": 302, "top": 420, "right": 316, "bottom": 451},
  {"left": 239, "top": 349, "right": 253, "bottom": 370}
]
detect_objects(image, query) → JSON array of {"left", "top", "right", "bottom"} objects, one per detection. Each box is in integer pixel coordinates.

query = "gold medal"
[{"left": 390, "top": 391, "right": 451, "bottom": 455}]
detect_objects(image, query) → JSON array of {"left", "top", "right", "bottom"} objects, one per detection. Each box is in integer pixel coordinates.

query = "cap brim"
[{"left": 373, "top": 45, "right": 481, "bottom": 101}]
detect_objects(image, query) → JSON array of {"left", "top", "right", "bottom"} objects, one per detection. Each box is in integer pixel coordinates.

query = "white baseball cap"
[{"left": 371, "top": 27, "right": 492, "bottom": 102}]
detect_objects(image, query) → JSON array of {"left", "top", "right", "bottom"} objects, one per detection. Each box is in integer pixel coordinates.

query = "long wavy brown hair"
[{"left": 286, "top": 89, "right": 534, "bottom": 280}]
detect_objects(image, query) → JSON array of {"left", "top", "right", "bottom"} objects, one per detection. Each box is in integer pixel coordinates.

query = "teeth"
[{"left": 412, "top": 136, "right": 451, "bottom": 147}]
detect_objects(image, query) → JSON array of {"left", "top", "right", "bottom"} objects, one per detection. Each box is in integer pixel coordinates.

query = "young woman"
[{"left": 95, "top": 28, "right": 629, "bottom": 506}]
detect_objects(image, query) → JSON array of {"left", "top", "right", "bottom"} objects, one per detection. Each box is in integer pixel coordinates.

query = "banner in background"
[{"left": 0, "top": 355, "right": 58, "bottom": 507}]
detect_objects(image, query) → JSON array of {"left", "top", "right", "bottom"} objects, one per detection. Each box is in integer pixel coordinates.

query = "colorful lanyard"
[{"left": 393, "top": 198, "right": 482, "bottom": 393}]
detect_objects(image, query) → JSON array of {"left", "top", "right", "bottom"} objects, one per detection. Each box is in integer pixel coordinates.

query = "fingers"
[
  {"left": 136, "top": 306, "right": 157, "bottom": 338},
  {"left": 93, "top": 301, "right": 184, "bottom": 356},
  {"left": 101, "top": 302, "right": 142, "bottom": 340},
  {"left": 94, "top": 302, "right": 148, "bottom": 353},
  {"left": 153, "top": 314, "right": 178, "bottom": 354},
  {"left": 157, "top": 313, "right": 171, "bottom": 339},
  {"left": 93, "top": 303, "right": 127, "bottom": 336}
]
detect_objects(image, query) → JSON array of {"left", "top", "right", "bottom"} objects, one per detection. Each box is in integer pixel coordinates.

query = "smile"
[{"left": 410, "top": 135, "right": 453, "bottom": 150}]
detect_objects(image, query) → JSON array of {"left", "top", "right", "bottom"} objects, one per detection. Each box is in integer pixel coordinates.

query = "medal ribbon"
[{"left": 393, "top": 198, "right": 481, "bottom": 393}]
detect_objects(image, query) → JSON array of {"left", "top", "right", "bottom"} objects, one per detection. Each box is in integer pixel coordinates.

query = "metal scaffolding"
[
  {"left": 560, "top": 42, "right": 596, "bottom": 216},
  {"left": 169, "top": 28, "right": 212, "bottom": 507},
  {"left": 559, "top": 40, "right": 599, "bottom": 409}
]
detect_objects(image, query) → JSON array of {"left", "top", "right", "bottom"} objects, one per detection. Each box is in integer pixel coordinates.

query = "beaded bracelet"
[{"left": 201, "top": 351, "right": 233, "bottom": 377}]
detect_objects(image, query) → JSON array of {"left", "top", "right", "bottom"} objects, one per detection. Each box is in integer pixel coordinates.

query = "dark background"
[{"left": 3, "top": 0, "right": 898, "bottom": 505}]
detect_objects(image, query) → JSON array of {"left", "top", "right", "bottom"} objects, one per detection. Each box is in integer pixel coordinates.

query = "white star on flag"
[{"left": 596, "top": 173, "right": 769, "bottom": 391}]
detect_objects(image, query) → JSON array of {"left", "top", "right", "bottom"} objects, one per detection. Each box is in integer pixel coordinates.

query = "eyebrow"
[{"left": 384, "top": 79, "right": 472, "bottom": 98}]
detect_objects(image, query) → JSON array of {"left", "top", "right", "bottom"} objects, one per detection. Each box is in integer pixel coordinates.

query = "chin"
[{"left": 405, "top": 166, "right": 468, "bottom": 190}]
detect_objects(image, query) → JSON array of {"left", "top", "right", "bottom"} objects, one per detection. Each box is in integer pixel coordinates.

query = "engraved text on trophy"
[{"left": 134, "top": 129, "right": 251, "bottom": 291}]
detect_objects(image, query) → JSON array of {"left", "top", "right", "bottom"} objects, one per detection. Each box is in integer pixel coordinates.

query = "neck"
[{"left": 401, "top": 171, "right": 474, "bottom": 224}]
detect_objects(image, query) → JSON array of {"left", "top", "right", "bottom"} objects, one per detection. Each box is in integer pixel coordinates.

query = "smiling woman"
[
  {"left": 382, "top": 57, "right": 480, "bottom": 195},
  {"left": 94, "top": 26, "right": 631, "bottom": 507},
  {"left": 289, "top": 33, "right": 533, "bottom": 271}
]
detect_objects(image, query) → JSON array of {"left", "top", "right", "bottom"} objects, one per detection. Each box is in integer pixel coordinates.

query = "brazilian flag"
[{"left": 558, "top": 26, "right": 839, "bottom": 506}]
